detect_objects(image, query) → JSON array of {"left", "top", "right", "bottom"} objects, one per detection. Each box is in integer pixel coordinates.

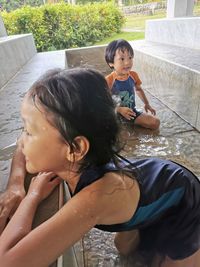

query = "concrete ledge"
[
  {"left": 25, "top": 175, "right": 84, "bottom": 267},
  {"left": 65, "top": 45, "right": 110, "bottom": 76},
  {"left": 0, "top": 34, "right": 37, "bottom": 89},
  {"left": 132, "top": 40, "right": 200, "bottom": 131},
  {"left": 145, "top": 17, "right": 200, "bottom": 49}
]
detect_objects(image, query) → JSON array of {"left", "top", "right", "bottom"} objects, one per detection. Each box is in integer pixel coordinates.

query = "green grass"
[
  {"left": 194, "top": 3, "right": 200, "bottom": 16},
  {"left": 94, "top": 9, "right": 164, "bottom": 45},
  {"left": 124, "top": 10, "right": 166, "bottom": 30},
  {"left": 94, "top": 31, "right": 144, "bottom": 45},
  {"left": 94, "top": 3, "right": 200, "bottom": 46}
]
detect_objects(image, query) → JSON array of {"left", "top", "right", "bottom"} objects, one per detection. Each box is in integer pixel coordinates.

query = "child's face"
[
  {"left": 20, "top": 96, "right": 69, "bottom": 175},
  {"left": 110, "top": 48, "right": 133, "bottom": 76}
]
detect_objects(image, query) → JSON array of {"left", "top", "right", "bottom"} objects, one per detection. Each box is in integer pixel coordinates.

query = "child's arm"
[
  {"left": 0, "top": 171, "right": 138, "bottom": 267},
  {"left": 0, "top": 139, "right": 26, "bottom": 234},
  {"left": 116, "top": 106, "right": 136, "bottom": 120},
  {"left": 135, "top": 84, "right": 156, "bottom": 115},
  {"left": 0, "top": 173, "right": 102, "bottom": 267}
]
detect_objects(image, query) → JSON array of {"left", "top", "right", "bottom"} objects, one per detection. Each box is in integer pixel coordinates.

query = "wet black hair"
[
  {"left": 28, "top": 68, "right": 122, "bottom": 172},
  {"left": 105, "top": 39, "right": 134, "bottom": 69}
]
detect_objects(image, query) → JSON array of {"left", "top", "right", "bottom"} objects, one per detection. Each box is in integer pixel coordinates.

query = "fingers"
[
  {"left": 30, "top": 172, "right": 62, "bottom": 193},
  {"left": 123, "top": 108, "right": 136, "bottom": 120},
  {"left": 0, "top": 216, "right": 8, "bottom": 235},
  {"left": 50, "top": 177, "right": 62, "bottom": 187},
  {"left": 145, "top": 107, "right": 156, "bottom": 116},
  {"left": 35, "top": 172, "right": 57, "bottom": 182}
]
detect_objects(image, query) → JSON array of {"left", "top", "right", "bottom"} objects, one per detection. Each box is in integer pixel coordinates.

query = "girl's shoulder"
[{"left": 76, "top": 170, "right": 140, "bottom": 226}]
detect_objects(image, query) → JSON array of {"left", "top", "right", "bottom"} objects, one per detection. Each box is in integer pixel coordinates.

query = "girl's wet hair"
[
  {"left": 27, "top": 68, "right": 122, "bottom": 171},
  {"left": 105, "top": 39, "right": 134, "bottom": 69}
]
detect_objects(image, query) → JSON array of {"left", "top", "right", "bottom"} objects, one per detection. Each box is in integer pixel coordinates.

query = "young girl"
[
  {"left": 105, "top": 39, "right": 160, "bottom": 130},
  {"left": 0, "top": 68, "right": 199, "bottom": 267}
]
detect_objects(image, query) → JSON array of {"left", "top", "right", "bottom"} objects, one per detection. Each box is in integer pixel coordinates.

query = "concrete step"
[
  {"left": 131, "top": 40, "right": 200, "bottom": 131},
  {"left": 0, "top": 34, "right": 37, "bottom": 89}
]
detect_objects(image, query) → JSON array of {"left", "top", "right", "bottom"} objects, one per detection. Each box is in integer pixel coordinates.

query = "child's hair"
[
  {"left": 105, "top": 39, "right": 134, "bottom": 69},
  {"left": 27, "top": 68, "right": 122, "bottom": 171}
]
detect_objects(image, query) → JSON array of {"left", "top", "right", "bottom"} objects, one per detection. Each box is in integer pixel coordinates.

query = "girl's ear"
[{"left": 65, "top": 136, "right": 89, "bottom": 162}]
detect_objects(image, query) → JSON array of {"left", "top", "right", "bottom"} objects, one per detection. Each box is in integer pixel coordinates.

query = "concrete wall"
[
  {"left": 133, "top": 48, "right": 200, "bottom": 131},
  {"left": 0, "top": 15, "right": 7, "bottom": 37},
  {"left": 145, "top": 17, "right": 200, "bottom": 50},
  {"left": 167, "top": 0, "right": 195, "bottom": 18},
  {"left": 65, "top": 45, "right": 110, "bottom": 76},
  {"left": 0, "top": 34, "right": 37, "bottom": 89}
]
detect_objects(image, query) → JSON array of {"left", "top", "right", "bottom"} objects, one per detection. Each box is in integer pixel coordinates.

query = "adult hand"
[
  {"left": 0, "top": 186, "right": 25, "bottom": 234},
  {"left": 117, "top": 107, "right": 136, "bottom": 120},
  {"left": 144, "top": 104, "right": 156, "bottom": 116},
  {"left": 27, "top": 172, "right": 62, "bottom": 203}
]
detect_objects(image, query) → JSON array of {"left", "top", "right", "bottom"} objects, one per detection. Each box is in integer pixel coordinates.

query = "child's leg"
[
  {"left": 114, "top": 229, "right": 140, "bottom": 256},
  {"left": 134, "top": 113, "right": 160, "bottom": 130},
  {"left": 151, "top": 249, "right": 200, "bottom": 267}
]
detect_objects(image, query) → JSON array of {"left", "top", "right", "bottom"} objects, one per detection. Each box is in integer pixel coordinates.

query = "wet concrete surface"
[
  {"left": 0, "top": 50, "right": 200, "bottom": 267},
  {"left": 0, "top": 50, "right": 65, "bottom": 190}
]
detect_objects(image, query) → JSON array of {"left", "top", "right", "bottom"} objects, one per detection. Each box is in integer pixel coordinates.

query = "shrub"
[{"left": 2, "top": 3, "right": 124, "bottom": 52}]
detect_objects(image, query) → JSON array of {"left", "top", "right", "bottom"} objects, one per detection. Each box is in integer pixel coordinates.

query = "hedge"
[{"left": 2, "top": 3, "right": 124, "bottom": 52}]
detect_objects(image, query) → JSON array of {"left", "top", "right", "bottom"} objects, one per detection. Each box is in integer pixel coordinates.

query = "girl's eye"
[
  {"left": 129, "top": 57, "right": 133, "bottom": 60},
  {"left": 120, "top": 58, "right": 124, "bottom": 61}
]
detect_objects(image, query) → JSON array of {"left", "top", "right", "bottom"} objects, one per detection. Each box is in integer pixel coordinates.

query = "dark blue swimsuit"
[{"left": 72, "top": 157, "right": 200, "bottom": 260}]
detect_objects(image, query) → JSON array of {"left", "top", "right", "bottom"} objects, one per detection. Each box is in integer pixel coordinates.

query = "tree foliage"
[
  {"left": 0, "top": 0, "right": 45, "bottom": 12},
  {"left": 2, "top": 2, "right": 124, "bottom": 51}
]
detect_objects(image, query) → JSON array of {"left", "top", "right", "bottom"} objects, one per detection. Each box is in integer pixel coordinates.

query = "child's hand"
[
  {"left": 144, "top": 104, "right": 156, "bottom": 116},
  {"left": 117, "top": 107, "right": 136, "bottom": 120},
  {"left": 27, "top": 172, "right": 62, "bottom": 203}
]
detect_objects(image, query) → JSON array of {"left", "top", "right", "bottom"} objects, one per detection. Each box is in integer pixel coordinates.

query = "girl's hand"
[
  {"left": 0, "top": 186, "right": 25, "bottom": 234},
  {"left": 27, "top": 172, "right": 62, "bottom": 203}
]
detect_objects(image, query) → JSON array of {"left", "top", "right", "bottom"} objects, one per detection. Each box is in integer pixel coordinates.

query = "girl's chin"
[{"left": 26, "top": 162, "right": 38, "bottom": 174}]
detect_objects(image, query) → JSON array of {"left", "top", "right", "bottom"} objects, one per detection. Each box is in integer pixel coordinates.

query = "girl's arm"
[
  {"left": 0, "top": 140, "right": 26, "bottom": 234},
  {"left": 0, "top": 171, "right": 138, "bottom": 267},
  {"left": 0, "top": 173, "right": 102, "bottom": 267},
  {"left": 135, "top": 85, "right": 156, "bottom": 115}
]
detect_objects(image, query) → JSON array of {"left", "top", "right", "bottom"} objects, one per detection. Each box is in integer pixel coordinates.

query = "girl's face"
[
  {"left": 20, "top": 96, "right": 68, "bottom": 175},
  {"left": 110, "top": 48, "right": 133, "bottom": 76}
]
